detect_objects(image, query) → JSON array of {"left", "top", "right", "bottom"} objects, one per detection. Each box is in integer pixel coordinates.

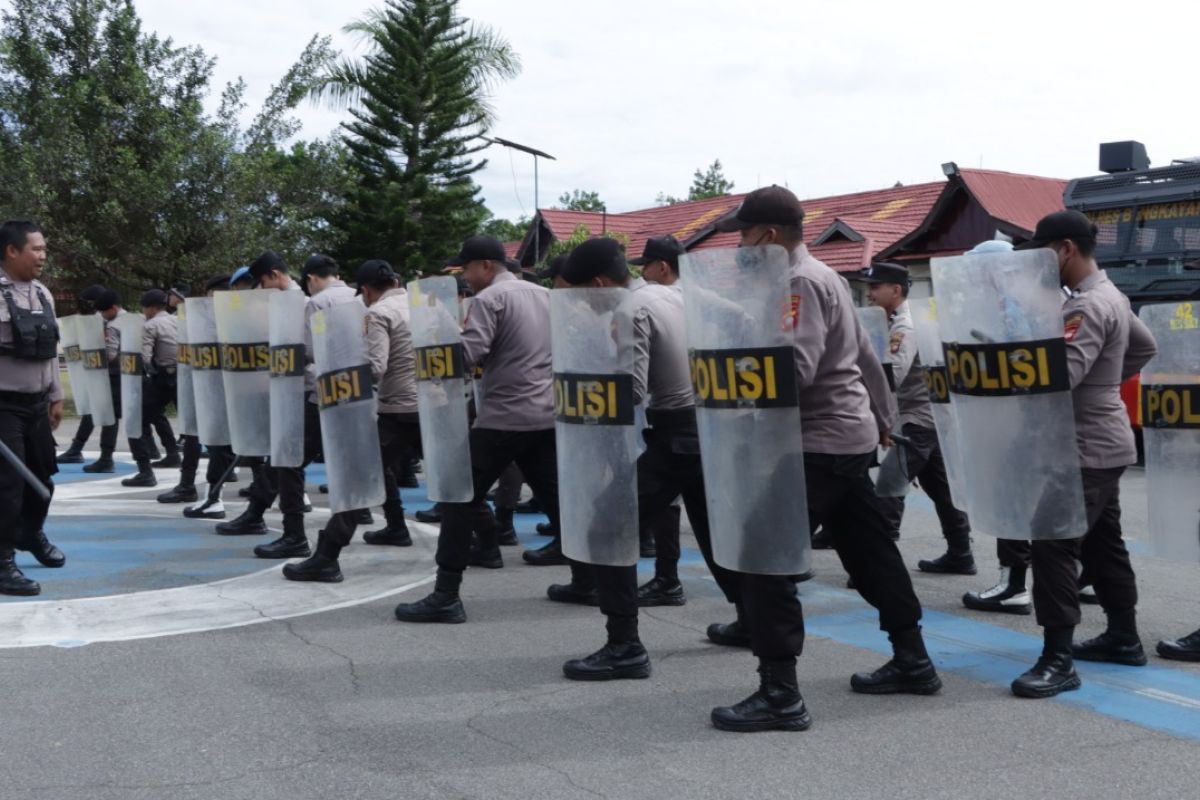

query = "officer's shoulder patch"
[
  {"left": 889, "top": 330, "right": 906, "bottom": 354},
  {"left": 1063, "top": 311, "right": 1084, "bottom": 342},
  {"left": 782, "top": 294, "right": 801, "bottom": 331}
]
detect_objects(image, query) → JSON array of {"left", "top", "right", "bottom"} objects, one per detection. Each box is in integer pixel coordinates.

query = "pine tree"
[{"left": 317, "top": 0, "right": 520, "bottom": 276}]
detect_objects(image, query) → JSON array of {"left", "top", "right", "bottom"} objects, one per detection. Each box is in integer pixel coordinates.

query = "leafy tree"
[
  {"left": 480, "top": 213, "right": 529, "bottom": 242},
  {"left": 557, "top": 189, "right": 605, "bottom": 212},
  {"left": 656, "top": 158, "right": 735, "bottom": 206},
  {"left": 312, "top": 0, "right": 521, "bottom": 277}
]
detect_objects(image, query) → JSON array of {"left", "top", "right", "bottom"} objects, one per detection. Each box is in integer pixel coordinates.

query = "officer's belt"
[
  {"left": 645, "top": 407, "right": 697, "bottom": 432},
  {"left": 0, "top": 389, "right": 49, "bottom": 404}
]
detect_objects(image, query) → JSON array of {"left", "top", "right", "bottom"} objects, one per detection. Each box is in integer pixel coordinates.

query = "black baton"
[{"left": 0, "top": 438, "right": 52, "bottom": 502}]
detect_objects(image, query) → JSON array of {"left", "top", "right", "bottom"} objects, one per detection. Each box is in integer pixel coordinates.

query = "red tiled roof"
[
  {"left": 956, "top": 169, "right": 1067, "bottom": 234},
  {"left": 503, "top": 241, "right": 522, "bottom": 260}
]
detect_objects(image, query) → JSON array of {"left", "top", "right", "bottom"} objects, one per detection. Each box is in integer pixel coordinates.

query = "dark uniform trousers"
[
  {"left": 585, "top": 409, "right": 711, "bottom": 642},
  {"left": 493, "top": 462, "right": 523, "bottom": 510},
  {"left": 1031, "top": 466, "right": 1135, "bottom": 628},
  {"left": 879, "top": 423, "right": 971, "bottom": 550},
  {"left": 141, "top": 370, "right": 177, "bottom": 453},
  {"left": 256, "top": 401, "right": 358, "bottom": 546},
  {"left": 379, "top": 412, "right": 421, "bottom": 523},
  {"left": 0, "top": 392, "right": 56, "bottom": 549},
  {"left": 180, "top": 435, "right": 235, "bottom": 487},
  {"left": 719, "top": 452, "right": 924, "bottom": 665},
  {"left": 74, "top": 374, "right": 150, "bottom": 458},
  {"left": 434, "top": 427, "right": 560, "bottom": 592}
]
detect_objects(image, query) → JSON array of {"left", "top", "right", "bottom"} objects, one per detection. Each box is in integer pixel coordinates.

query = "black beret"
[{"left": 140, "top": 288, "right": 169, "bottom": 307}]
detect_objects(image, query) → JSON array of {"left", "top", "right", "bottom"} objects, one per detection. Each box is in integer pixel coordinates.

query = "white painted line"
[{"left": 1136, "top": 688, "right": 1200, "bottom": 711}]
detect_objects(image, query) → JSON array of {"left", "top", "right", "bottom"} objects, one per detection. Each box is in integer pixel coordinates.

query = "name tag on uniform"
[
  {"left": 1142, "top": 384, "right": 1200, "bottom": 429},
  {"left": 688, "top": 346, "right": 798, "bottom": 410},
  {"left": 554, "top": 373, "right": 635, "bottom": 425},
  {"left": 942, "top": 339, "right": 1070, "bottom": 397}
]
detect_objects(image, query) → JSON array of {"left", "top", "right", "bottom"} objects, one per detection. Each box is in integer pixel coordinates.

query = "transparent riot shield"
[
  {"left": 858, "top": 305, "right": 894, "bottom": 390},
  {"left": 552, "top": 288, "right": 639, "bottom": 566},
  {"left": 1139, "top": 301, "right": 1200, "bottom": 562},
  {"left": 311, "top": 301, "right": 386, "bottom": 514},
  {"left": 113, "top": 313, "right": 144, "bottom": 441},
  {"left": 680, "top": 245, "right": 810, "bottom": 575},
  {"left": 269, "top": 290, "right": 308, "bottom": 467},
  {"left": 931, "top": 248, "right": 1085, "bottom": 540},
  {"left": 214, "top": 290, "right": 271, "bottom": 457},
  {"left": 909, "top": 297, "right": 968, "bottom": 509},
  {"left": 408, "top": 276, "right": 473, "bottom": 502},
  {"left": 185, "top": 297, "right": 231, "bottom": 447},
  {"left": 174, "top": 302, "right": 198, "bottom": 437},
  {"left": 857, "top": 305, "right": 906, "bottom": 496},
  {"left": 76, "top": 314, "right": 115, "bottom": 427},
  {"left": 58, "top": 315, "right": 90, "bottom": 417}
]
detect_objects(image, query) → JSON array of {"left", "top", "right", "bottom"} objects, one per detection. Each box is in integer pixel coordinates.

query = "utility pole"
[{"left": 482, "top": 136, "right": 556, "bottom": 264}]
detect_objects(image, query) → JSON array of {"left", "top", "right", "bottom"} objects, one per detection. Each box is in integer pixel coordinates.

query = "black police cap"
[
  {"left": 1015, "top": 210, "right": 1097, "bottom": 251},
  {"left": 561, "top": 238, "right": 630, "bottom": 286},
  {"left": 93, "top": 288, "right": 120, "bottom": 312},
  {"left": 855, "top": 261, "right": 910, "bottom": 286},
  {"left": 140, "top": 288, "right": 169, "bottom": 308},
  {"left": 629, "top": 235, "right": 686, "bottom": 267},
  {"left": 447, "top": 235, "right": 507, "bottom": 266},
  {"left": 714, "top": 185, "right": 805, "bottom": 232}
]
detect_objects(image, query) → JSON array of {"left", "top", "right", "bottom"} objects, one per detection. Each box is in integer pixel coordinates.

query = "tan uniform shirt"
[
  {"left": 462, "top": 270, "right": 554, "bottom": 431},
  {"left": 105, "top": 308, "right": 125, "bottom": 374},
  {"left": 141, "top": 310, "right": 178, "bottom": 369},
  {"left": 790, "top": 245, "right": 897, "bottom": 454},
  {"left": 627, "top": 278, "right": 694, "bottom": 411},
  {"left": 1063, "top": 270, "right": 1157, "bottom": 468},
  {"left": 365, "top": 287, "right": 418, "bottom": 415},
  {"left": 890, "top": 301, "right": 934, "bottom": 429},
  {"left": 0, "top": 268, "right": 63, "bottom": 401},
  {"left": 303, "top": 280, "right": 358, "bottom": 404}
]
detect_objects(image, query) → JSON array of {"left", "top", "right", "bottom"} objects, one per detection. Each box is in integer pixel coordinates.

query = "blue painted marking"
[{"left": 54, "top": 460, "right": 136, "bottom": 484}]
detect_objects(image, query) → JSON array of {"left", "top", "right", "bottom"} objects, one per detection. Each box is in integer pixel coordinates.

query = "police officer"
[
  {"left": 158, "top": 275, "right": 238, "bottom": 518},
  {"left": 140, "top": 288, "right": 180, "bottom": 468},
  {"left": 357, "top": 259, "right": 422, "bottom": 546},
  {"left": 57, "top": 283, "right": 111, "bottom": 463},
  {"left": 707, "top": 187, "right": 940, "bottom": 732},
  {"left": 552, "top": 237, "right": 706, "bottom": 679},
  {"left": 0, "top": 220, "right": 66, "bottom": 596},
  {"left": 628, "top": 234, "right": 689, "bottom": 602},
  {"left": 856, "top": 261, "right": 976, "bottom": 574},
  {"left": 395, "top": 235, "right": 562, "bottom": 623},
  {"left": 1009, "top": 211, "right": 1157, "bottom": 698}
]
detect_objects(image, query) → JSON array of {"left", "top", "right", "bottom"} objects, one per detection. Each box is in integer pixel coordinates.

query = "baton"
[
  {"left": 206, "top": 454, "right": 242, "bottom": 505},
  {"left": 0, "top": 438, "right": 53, "bottom": 502}
]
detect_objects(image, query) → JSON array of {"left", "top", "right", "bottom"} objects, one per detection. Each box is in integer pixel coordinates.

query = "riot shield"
[
  {"left": 113, "top": 313, "right": 144, "bottom": 441},
  {"left": 76, "top": 314, "right": 115, "bottom": 427},
  {"left": 269, "top": 290, "right": 308, "bottom": 467},
  {"left": 408, "top": 276, "right": 473, "bottom": 502},
  {"left": 175, "top": 302, "right": 198, "bottom": 437},
  {"left": 930, "top": 248, "right": 1085, "bottom": 540},
  {"left": 1139, "top": 301, "right": 1200, "bottom": 562},
  {"left": 909, "top": 297, "right": 969, "bottom": 508},
  {"left": 185, "top": 297, "right": 231, "bottom": 447},
  {"left": 58, "top": 315, "right": 90, "bottom": 417},
  {"left": 858, "top": 305, "right": 895, "bottom": 390},
  {"left": 551, "top": 288, "right": 639, "bottom": 566},
  {"left": 214, "top": 290, "right": 271, "bottom": 457},
  {"left": 679, "top": 245, "right": 810, "bottom": 575},
  {"left": 311, "top": 301, "right": 386, "bottom": 514}
]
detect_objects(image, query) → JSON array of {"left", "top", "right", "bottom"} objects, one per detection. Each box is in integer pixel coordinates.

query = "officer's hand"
[
  {"left": 48, "top": 400, "right": 64, "bottom": 431},
  {"left": 879, "top": 429, "right": 893, "bottom": 449}
]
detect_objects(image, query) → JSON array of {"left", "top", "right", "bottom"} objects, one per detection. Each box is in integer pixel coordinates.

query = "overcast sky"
[{"left": 135, "top": 0, "right": 1199, "bottom": 222}]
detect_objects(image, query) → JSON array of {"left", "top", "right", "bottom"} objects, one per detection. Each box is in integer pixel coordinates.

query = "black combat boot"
[
  {"left": 157, "top": 467, "right": 198, "bottom": 504},
  {"left": 1073, "top": 608, "right": 1147, "bottom": 666},
  {"left": 282, "top": 530, "right": 343, "bottom": 583},
  {"left": 850, "top": 627, "right": 942, "bottom": 695},
  {"left": 1158, "top": 628, "right": 1200, "bottom": 662},
  {"left": 711, "top": 660, "right": 812, "bottom": 733},
  {"left": 962, "top": 566, "right": 1031, "bottom": 615},
  {"left": 0, "top": 548, "right": 40, "bottom": 596},
  {"left": 57, "top": 442, "right": 85, "bottom": 464},
  {"left": 395, "top": 571, "right": 466, "bottom": 623},
  {"left": 363, "top": 499, "right": 412, "bottom": 546},
  {"left": 415, "top": 503, "right": 443, "bottom": 524},
  {"left": 536, "top": 522, "right": 555, "bottom": 537},
  {"left": 494, "top": 507, "right": 518, "bottom": 546},
  {"left": 353, "top": 508, "right": 374, "bottom": 526},
  {"left": 1012, "top": 626, "right": 1081, "bottom": 698},
  {"left": 637, "top": 575, "right": 686, "bottom": 607},
  {"left": 18, "top": 530, "right": 65, "bottom": 568},
  {"left": 216, "top": 500, "right": 269, "bottom": 536},
  {"left": 254, "top": 515, "right": 310, "bottom": 559},
  {"left": 152, "top": 450, "right": 182, "bottom": 469},
  {"left": 707, "top": 607, "right": 752, "bottom": 648},
  {"left": 563, "top": 618, "right": 650, "bottom": 681},
  {"left": 522, "top": 537, "right": 567, "bottom": 566},
  {"left": 547, "top": 564, "right": 599, "bottom": 605},
  {"left": 121, "top": 460, "right": 158, "bottom": 488},
  {"left": 917, "top": 549, "right": 977, "bottom": 575},
  {"left": 82, "top": 451, "right": 115, "bottom": 473}
]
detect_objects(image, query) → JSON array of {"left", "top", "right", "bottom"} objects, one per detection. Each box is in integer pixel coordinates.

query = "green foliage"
[
  {"left": 656, "top": 158, "right": 735, "bottom": 206},
  {"left": 315, "top": 0, "right": 521, "bottom": 279},
  {"left": 546, "top": 224, "right": 629, "bottom": 260},
  {"left": 0, "top": 0, "right": 348, "bottom": 301},
  {"left": 556, "top": 189, "right": 605, "bottom": 212},
  {"left": 480, "top": 213, "right": 529, "bottom": 243}
]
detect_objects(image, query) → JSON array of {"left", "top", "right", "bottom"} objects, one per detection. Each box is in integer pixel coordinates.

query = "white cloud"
[{"left": 135, "top": 0, "right": 1200, "bottom": 225}]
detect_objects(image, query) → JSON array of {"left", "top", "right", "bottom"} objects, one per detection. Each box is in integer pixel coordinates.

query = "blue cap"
[{"left": 229, "top": 266, "right": 252, "bottom": 287}]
